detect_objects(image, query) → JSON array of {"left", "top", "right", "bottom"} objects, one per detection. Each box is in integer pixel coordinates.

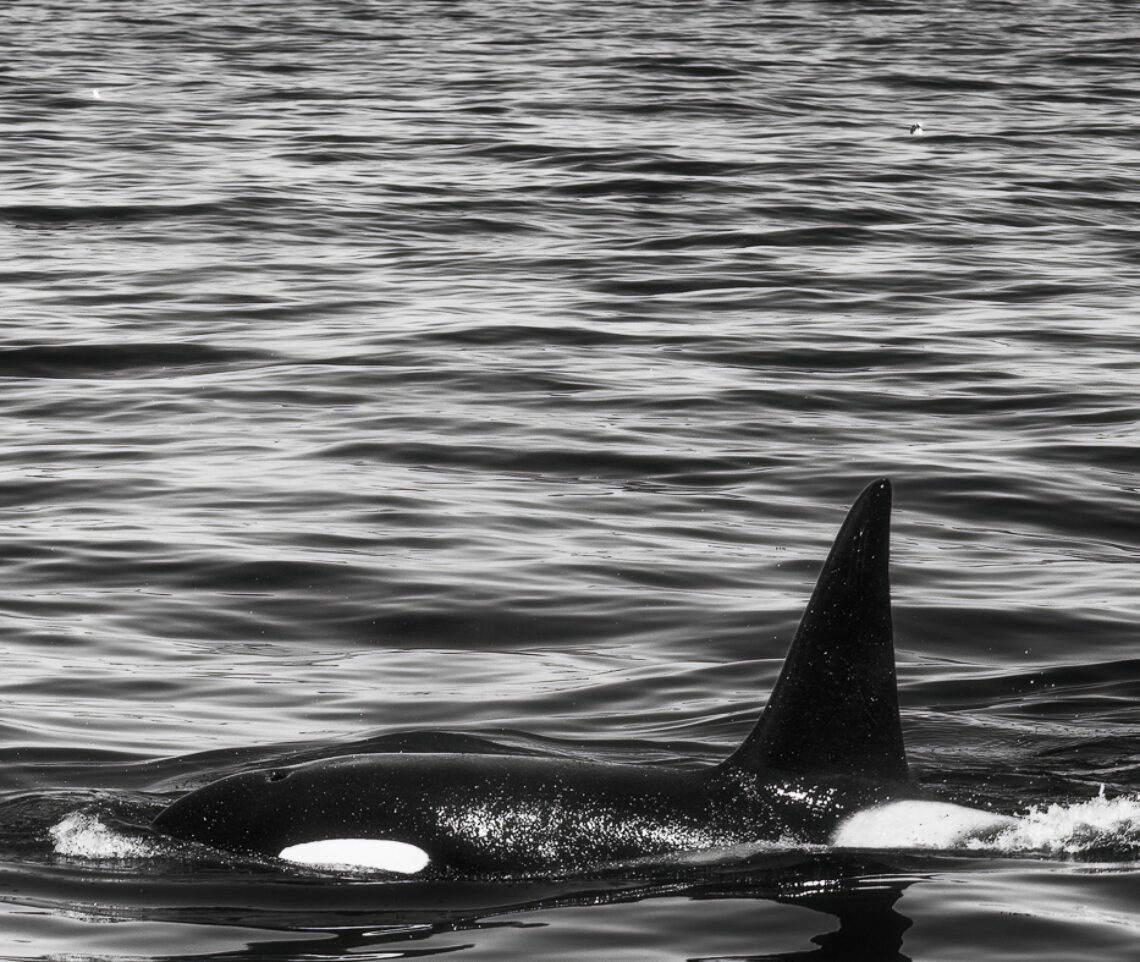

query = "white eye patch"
[{"left": 278, "top": 838, "right": 430, "bottom": 874}]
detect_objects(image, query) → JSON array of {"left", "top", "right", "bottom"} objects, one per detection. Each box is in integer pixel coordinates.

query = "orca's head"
[
  {"left": 154, "top": 764, "right": 310, "bottom": 858},
  {"left": 153, "top": 754, "right": 436, "bottom": 873}
]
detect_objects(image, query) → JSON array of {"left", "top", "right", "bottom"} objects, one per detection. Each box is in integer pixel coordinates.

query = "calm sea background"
[{"left": 2, "top": 0, "right": 1139, "bottom": 959}]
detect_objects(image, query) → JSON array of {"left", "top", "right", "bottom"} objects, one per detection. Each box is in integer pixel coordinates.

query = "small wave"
[
  {"left": 48, "top": 811, "right": 157, "bottom": 859},
  {"left": 970, "top": 790, "right": 1140, "bottom": 857},
  {"left": 834, "top": 793, "right": 1140, "bottom": 859},
  {"left": 0, "top": 342, "right": 270, "bottom": 379},
  {"left": 0, "top": 201, "right": 220, "bottom": 228}
]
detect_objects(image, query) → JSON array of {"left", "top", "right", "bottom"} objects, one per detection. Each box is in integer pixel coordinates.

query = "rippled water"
[{"left": 2, "top": 0, "right": 1139, "bottom": 958}]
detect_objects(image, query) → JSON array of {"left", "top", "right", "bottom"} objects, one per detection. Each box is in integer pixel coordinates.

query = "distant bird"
[{"left": 908, "top": 122, "right": 924, "bottom": 135}]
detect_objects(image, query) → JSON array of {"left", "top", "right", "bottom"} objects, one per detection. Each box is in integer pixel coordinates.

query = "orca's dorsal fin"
[{"left": 723, "top": 479, "right": 908, "bottom": 782}]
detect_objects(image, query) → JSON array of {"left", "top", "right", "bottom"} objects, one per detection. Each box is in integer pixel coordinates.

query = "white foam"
[
  {"left": 834, "top": 793, "right": 1140, "bottom": 856},
  {"left": 49, "top": 811, "right": 155, "bottom": 859},
  {"left": 278, "top": 838, "right": 431, "bottom": 874},
  {"left": 833, "top": 801, "right": 1017, "bottom": 849},
  {"left": 970, "top": 790, "right": 1140, "bottom": 856}
]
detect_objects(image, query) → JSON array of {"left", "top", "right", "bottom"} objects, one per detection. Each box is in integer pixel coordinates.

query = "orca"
[{"left": 152, "top": 479, "right": 950, "bottom": 877}]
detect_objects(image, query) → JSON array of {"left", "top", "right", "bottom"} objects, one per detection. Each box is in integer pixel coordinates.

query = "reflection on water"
[
  {"left": 688, "top": 860, "right": 913, "bottom": 962},
  {"left": 90, "top": 857, "right": 921, "bottom": 961}
]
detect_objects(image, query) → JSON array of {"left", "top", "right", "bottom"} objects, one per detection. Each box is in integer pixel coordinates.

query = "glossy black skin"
[
  {"left": 154, "top": 479, "right": 915, "bottom": 876},
  {"left": 153, "top": 751, "right": 913, "bottom": 876}
]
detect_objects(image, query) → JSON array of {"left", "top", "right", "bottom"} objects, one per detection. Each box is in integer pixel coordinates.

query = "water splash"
[
  {"left": 973, "top": 790, "right": 1140, "bottom": 857},
  {"left": 48, "top": 811, "right": 157, "bottom": 859},
  {"left": 834, "top": 792, "right": 1140, "bottom": 859}
]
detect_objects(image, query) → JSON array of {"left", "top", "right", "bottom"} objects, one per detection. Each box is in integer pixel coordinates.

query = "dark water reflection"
[
  {"left": 134, "top": 863, "right": 918, "bottom": 962},
  {"left": 691, "top": 874, "right": 913, "bottom": 962}
]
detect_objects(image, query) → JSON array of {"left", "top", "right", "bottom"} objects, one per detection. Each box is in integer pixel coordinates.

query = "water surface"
[{"left": 2, "top": 0, "right": 1139, "bottom": 958}]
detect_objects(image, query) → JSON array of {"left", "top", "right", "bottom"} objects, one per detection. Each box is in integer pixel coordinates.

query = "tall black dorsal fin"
[{"left": 723, "top": 479, "right": 907, "bottom": 781}]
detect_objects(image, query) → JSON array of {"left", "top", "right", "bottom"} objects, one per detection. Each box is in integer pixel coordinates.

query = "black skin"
[
  {"left": 154, "top": 479, "right": 916, "bottom": 876},
  {"left": 152, "top": 752, "right": 917, "bottom": 876}
]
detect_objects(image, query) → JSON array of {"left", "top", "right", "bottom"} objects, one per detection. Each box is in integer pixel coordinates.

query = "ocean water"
[{"left": 2, "top": 0, "right": 1139, "bottom": 958}]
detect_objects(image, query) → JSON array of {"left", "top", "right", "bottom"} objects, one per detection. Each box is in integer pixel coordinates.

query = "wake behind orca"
[{"left": 154, "top": 480, "right": 998, "bottom": 876}]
